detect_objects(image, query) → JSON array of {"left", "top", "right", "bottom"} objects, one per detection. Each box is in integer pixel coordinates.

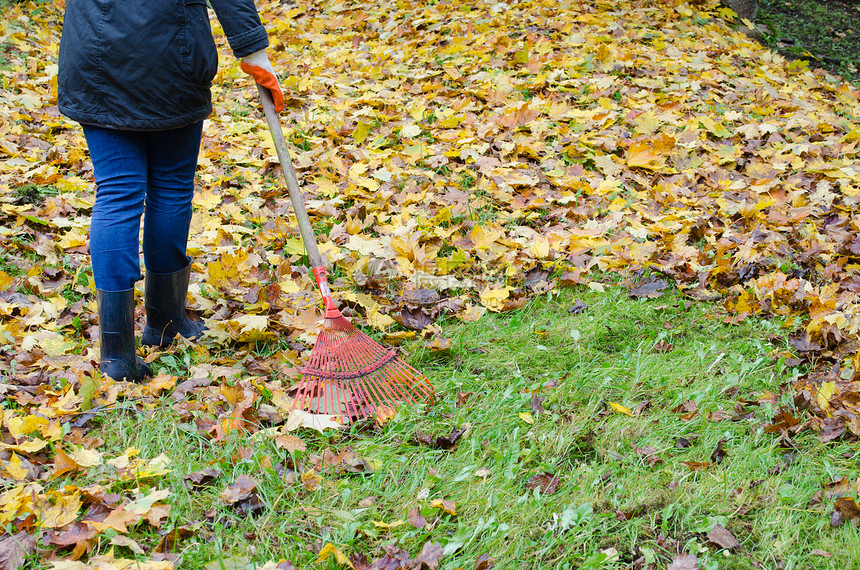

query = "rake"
[{"left": 255, "top": 86, "right": 435, "bottom": 419}]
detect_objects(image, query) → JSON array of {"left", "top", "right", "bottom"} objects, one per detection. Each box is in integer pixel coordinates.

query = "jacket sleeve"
[{"left": 209, "top": 0, "right": 270, "bottom": 58}]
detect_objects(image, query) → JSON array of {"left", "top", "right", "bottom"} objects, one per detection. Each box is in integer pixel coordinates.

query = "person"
[{"left": 57, "top": 0, "right": 284, "bottom": 381}]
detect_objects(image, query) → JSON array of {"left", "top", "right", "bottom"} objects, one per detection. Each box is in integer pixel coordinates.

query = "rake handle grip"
[{"left": 256, "top": 85, "right": 325, "bottom": 271}]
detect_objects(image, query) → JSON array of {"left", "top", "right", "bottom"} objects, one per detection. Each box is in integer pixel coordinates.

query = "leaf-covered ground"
[{"left": 1, "top": 0, "right": 860, "bottom": 567}]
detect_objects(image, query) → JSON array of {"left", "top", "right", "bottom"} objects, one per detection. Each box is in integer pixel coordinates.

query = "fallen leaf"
[
  {"left": 429, "top": 499, "right": 456, "bottom": 516},
  {"left": 219, "top": 474, "right": 257, "bottom": 504},
  {"left": 414, "top": 427, "right": 466, "bottom": 450},
  {"left": 667, "top": 554, "right": 699, "bottom": 570},
  {"left": 413, "top": 541, "right": 444, "bottom": 570},
  {"left": 474, "top": 553, "right": 494, "bottom": 570},
  {"left": 0, "top": 532, "right": 37, "bottom": 570},
  {"left": 628, "top": 279, "right": 670, "bottom": 299},
  {"left": 609, "top": 402, "right": 634, "bottom": 416},
  {"left": 408, "top": 507, "right": 427, "bottom": 529},
  {"left": 315, "top": 543, "right": 354, "bottom": 568},
  {"left": 706, "top": 524, "right": 740, "bottom": 550},
  {"left": 184, "top": 468, "right": 223, "bottom": 488},
  {"left": 525, "top": 473, "right": 560, "bottom": 495},
  {"left": 835, "top": 497, "right": 860, "bottom": 521}
]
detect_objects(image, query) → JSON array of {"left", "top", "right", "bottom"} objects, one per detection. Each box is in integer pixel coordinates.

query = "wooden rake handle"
[{"left": 256, "top": 85, "right": 334, "bottom": 301}]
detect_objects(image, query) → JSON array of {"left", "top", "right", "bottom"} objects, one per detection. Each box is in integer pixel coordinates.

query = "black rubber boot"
[
  {"left": 141, "top": 262, "right": 206, "bottom": 347},
  {"left": 98, "top": 289, "right": 151, "bottom": 382}
]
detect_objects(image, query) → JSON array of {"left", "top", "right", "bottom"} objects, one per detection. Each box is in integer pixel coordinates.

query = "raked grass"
[{"left": 80, "top": 284, "right": 859, "bottom": 569}]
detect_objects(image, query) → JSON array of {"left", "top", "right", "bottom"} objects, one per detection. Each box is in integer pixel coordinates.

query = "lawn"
[
  {"left": 1, "top": 0, "right": 859, "bottom": 568},
  {"left": 33, "top": 285, "right": 855, "bottom": 569}
]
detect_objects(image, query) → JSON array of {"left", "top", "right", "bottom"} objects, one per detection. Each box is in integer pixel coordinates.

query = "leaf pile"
[{"left": 0, "top": 0, "right": 859, "bottom": 566}]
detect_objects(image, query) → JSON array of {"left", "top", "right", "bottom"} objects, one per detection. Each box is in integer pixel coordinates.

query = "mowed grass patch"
[{"left": 77, "top": 285, "right": 859, "bottom": 569}]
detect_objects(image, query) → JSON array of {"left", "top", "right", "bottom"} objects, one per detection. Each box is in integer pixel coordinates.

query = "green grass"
[
  {"left": 53, "top": 286, "right": 860, "bottom": 569},
  {"left": 758, "top": 0, "right": 860, "bottom": 84}
]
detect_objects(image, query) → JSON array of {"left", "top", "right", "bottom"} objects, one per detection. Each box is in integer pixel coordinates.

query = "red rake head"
[{"left": 291, "top": 306, "right": 435, "bottom": 419}]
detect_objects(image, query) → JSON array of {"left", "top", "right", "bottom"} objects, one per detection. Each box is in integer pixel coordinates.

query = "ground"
[{"left": 758, "top": 0, "right": 860, "bottom": 84}]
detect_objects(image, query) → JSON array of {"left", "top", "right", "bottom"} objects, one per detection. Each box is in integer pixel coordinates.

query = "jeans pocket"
[{"left": 181, "top": 0, "right": 218, "bottom": 84}]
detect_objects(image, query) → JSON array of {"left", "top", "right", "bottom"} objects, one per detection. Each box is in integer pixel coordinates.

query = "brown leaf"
[
  {"left": 568, "top": 299, "right": 588, "bottom": 314},
  {"left": 835, "top": 497, "right": 860, "bottom": 521},
  {"left": 675, "top": 436, "right": 696, "bottom": 449},
  {"left": 456, "top": 392, "right": 474, "bottom": 406},
  {"left": 628, "top": 278, "right": 670, "bottom": 299},
  {"left": 414, "top": 427, "right": 466, "bottom": 450},
  {"left": 787, "top": 332, "right": 822, "bottom": 354},
  {"left": 402, "top": 288, "right": 441, "bottom": 307},
  {"left": 219, "top": 474, "right": 257, "bottom": 505},
  {"left": 396, "top": 307, "right": 435, "bottom": 330},
  {"left": 634, "top": 445, "right": 663, "bottom": 466},
  {"left": 0, "top": 532, "right": 37, "bottom": 569},
  {"left": 408, "top": 507, "right": 427, "bottom": 529},
  {"left": 667, "top": 554, "right": 699, "bottom": 570},
  {"left": 275, "top": 434, "right": 307, "bottom": 453},
  {"left": 710, "top": 438, "right": 728, "bottom": 464},
  {"left": 145, "top": 503, "right": 172, "bottom": 529},
  {"left": 184, "top": 467, "right": 223, "bottom": 488},
  {"left": 824, "top": 477, "right": 851, "bottom": 499},
  {"left": 154, "top": 525, "right": 195, "bottom": 554},
  {"left": 44, "top": 521, "right": 97, "bottom": 547},
  {"left": 531, "top": 392, "right": 545, "bottom": 415},
  {"left": 413, "top": 541, "right": 444, "bottom": 570},
  {"left": 763, "top": 408, "right": 800, "bottom": 433},
  {"left": 831, "top": 509, "right": 845, "bottom": 527},
  {"left": 51, "top": 447, "right": 82, "bottom": 479},
  {"left": 673, "top": 400, "right": 699, "bottom": 421},
  {"left": 524, "top": 473, "right": 560, "bottom": 495},
  {"left": 474, "top": 553, "right": 494, "bottom": 570},
  {"left": 706, "top": 524, "right": 740, "bottom": 550},
  {"left": 680, "top": 461, "right": 710, "bottom": 471}
]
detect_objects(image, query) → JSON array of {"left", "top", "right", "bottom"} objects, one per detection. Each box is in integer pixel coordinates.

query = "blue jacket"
[{"left": 58, "top": 0, "right": 269, "bottom": 130}]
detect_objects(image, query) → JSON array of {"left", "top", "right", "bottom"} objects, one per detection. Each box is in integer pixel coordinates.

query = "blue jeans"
[{"left": 83, "top": 122, "right": 203, "bottom": 292}]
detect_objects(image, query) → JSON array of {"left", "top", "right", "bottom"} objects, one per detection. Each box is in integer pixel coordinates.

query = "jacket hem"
[{"left": 59, "top": 104, "right": 212, "bottom": 132}]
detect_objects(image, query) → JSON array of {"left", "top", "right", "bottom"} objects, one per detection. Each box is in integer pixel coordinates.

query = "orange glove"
[{"left": 240, "top": 49, "right": 284, "bottom": 112}]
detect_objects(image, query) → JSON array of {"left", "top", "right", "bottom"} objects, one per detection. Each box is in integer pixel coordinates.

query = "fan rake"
[{"left": 255, "top": 85, "right": 435, "bottom": 419}]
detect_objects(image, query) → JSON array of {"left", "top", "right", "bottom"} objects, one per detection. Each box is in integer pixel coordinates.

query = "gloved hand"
[{"left": 240, "top": 49, "right": 284, "bottom": 112}]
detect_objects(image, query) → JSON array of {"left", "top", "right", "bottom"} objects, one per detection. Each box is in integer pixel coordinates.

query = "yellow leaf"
[
  {"left": 633, "top": 112, "right": 660, "bottom": 135},
  {"left": 372, "top": 519, "right": 405, "bottom": 529},
  {"left": 301, "top": 469, "right": 323, "bottom": 491},
  {"left": 519, "top": 412, "right": 535, "bottom": 424},
  {"left": 6, "top": 453, "right": 28, "bottom": 480},
  {"left": 479, "top": 285, "right": 511, "bottom": 312},
  {"left": 353, "top": 122, "right": 373, "bottom": 144},
  {"left": 626, "top": 141, "right": 666, "bottom": 171},
  {"left": 133, "top": 454, "right": 172, "bottom": 479},
  {"left": 0, "top": 271, "right": 12, "bottom": 291},
  {"left": 530, "top": 235, "right": 550, "bottom": 259},
  {"left": 68, "top": 447, "right": 103, "bottom": 468},
  {"left": 7, "top": 414, "right": 49, "bottom": 439},
  {"left": 817, "top": 381, "right": 837, "bottom": 416},
  {"left": 609, "top": 402, "right": 634, "bottom": 416},
  {"left": 429, "top": 498, "right": 457, "bottom": 515},
  {"left": 0, "top": 438, "right": 49, "bottom": 454},
  {"left": 400, "top": 123, "right": 422, "bottom": 138},
  {"left": 316, "top": 543, "right": 354, "bottom": 568},
  {"left": 366, "top": 311, "right": 396, "bottom": 329},
  {"left": 37, "top": 491, "right": 82, "bottom": 529}
]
